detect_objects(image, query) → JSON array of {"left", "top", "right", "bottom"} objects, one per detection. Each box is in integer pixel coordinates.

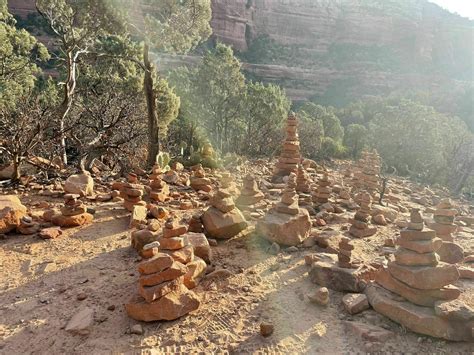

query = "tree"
[
  {"left": 35, "top": 0, "right": 124, "bottom": 165},
  {"left": 0, "top": 0, "right": 49, "bottom": 110},
  {"left": 344, "top": 124, "right": 368, "bottom": 159},
  {"left": 116, "top": 0, "right": 212, "bottom": 167}
]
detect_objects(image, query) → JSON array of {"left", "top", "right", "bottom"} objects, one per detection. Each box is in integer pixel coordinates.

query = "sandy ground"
[{"left": 1, "top": 171, "right": 473, "bottom": 354}]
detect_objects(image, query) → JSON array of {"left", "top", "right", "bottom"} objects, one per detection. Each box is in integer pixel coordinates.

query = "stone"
[
  {"left": 256, "top": 209, "right": 311, "bottom": 246},
  {"left": 163, "top": 225, "right": 187, "bottom": 238},
  {"left": 272, "top": 113, "right": 301, "bottom": 180},
  {"left": 130, "top": 324, "right": 143, "bottom": 335},
  {"left": 397, "top": 237, "right": 443, "bottom": 254},
  {"left": 0, "top": 195, "right": 27, "bottom": 233},
  {"left": 150, "top": 206, "right": 169, "bottom": 220},
  {"left": 64, "top": 172, "right": 94, "bottom": 196},
  {"left": 51, "top": 213, "right": 93, "bottom": 228},
  {"left": 159, "top": 237, "right": 186, "bottom": 250},
  {"left": 139, "top": 262, "right": 187, "bottom": 287},
  {"left": 138, "top": 277, "right": 184, "bottom": 303},
  {"left": 65, "top": 307, "right": 94, "bottom": 335},
  {"left": 202, "top": 207, "right": 248, "bottom": 239},
  {"left": 185, "top": 232, "right": 212, "bottom": 263},
  {"left": 130, "top": 205, "right": 148, "bottom": 228},
  {"left": 387, "top": 261, "right": 459, "bottom": 290},
  {"left": 365, "top": 284, "right": 473, "bottom": 341},
  {"left": 307, "top": 287, "right": 329, "bottom": 306},
  {"left": 131, "top": 229, "right": 159, "bottom": 253},
  {"left": 138, "top": 253, "right": 175, "bottom": 275},
  {"left": 39, "top": 227, "right": 63, "bottom": 240},
  {"left": 342, "top": 293, "right": 370, "bottom": 314},
  {"left": 436, "top": 242, "right": 464, "bottom": 264},
  {"left": 344, "top": 321, "right": 393, "bottom": 342},
  {"left": 164, "top": 245, "right": 194, "bottom": 264},
  {"left": 125, "top": 285, "right": 200, "bottom": 322},
  {"left": 458, "top": 266, "right": 474, "bottom": 280},
  {"left": 372, "top": 214, "right": 387, "bottom": 226},
  {"left": 399, "top": 228, "right": 436, "bottom": 241},
  {"left": 184, "top": 256, "right": 207, "bottom": 289},
  {"left": 375, "top": 267, "right": 460, "bottom": 307},
  {"left": 434, "top": 299, "right": 474, "bottom": 322},
  {"left": 394, "top": 248, "right": 439, "bottom": 266},
  {"left": 260, "top": 322, "right": 274, "bottom": 337}
]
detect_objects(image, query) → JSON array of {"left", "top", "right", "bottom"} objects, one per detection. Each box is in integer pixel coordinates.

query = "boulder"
[
  {"left": 64, "top": 172, "right": 94, "bottom": 196},
  {"left": 256, "top": 209, "right": 311, "bottom": 246},
  {"left": 202, "top": 206, "right": 248, "bottom": 239},
  {"left": 0, "top": 195, "right": 27, "bottom": 233},
  {"left": 125, "top": 285, "right": 200, "bottom": 322},
  {"left": 185, "top": 232, "right": 212, "bottom": 263}
]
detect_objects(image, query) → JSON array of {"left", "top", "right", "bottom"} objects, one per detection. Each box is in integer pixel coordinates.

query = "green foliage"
[
  {"left": 156, "top": 152, "right": 171, "bottom": 170},
  {"left": 155, "top": 76, "right": 180, "bottom": 138},
  {"left": 0, "top": 1, "right": 49, "bottom": 110},
  {"left": 319, "top": 137, "right": 346, "bottom": 159},
  {"left": 343, "top": 124, "right": 369, "bottom": 158}
]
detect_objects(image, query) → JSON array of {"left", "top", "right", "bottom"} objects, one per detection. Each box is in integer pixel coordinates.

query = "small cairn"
[
  {"left": 121, "top": 173, "right": 146, "bottom": 212},
  {"left": 257, "top": 173, "right": 311, "bottom": 246},
  {"left": 52, "top": 194, "right": 94, "bottom": 227},
  {"left": 428, "top": 199, "right": 457, "bottom": 242},
  {"left": 220, "top": 171, "right": 239, "bottom": 196},
  {"left": 190, "top": 164, "right": 212, "bottom": 193},
  {"left": 188, "top": 213, "right": 204, "bottom": 233},
  {"left": 17, "top": 216, "right": 40, "bottom": 235},
  {"left": 359, "top": 150, "right": 381, "bottom": 196},
  {"left": 202, "top": 177, "right": 248, "bottom": 239},
  {"left": 149, "top": 165, "right": 169, "bottom": 202},
  {"left": 296, "top": 164, "right": 311, "bottom": 194},
  {"left": 312, "top": 172, "right": 332, "bottom": 205},
  {"left": 272, "top": 112, "right": 301, "bottom": 181},
  {"left": 338, "top": 237, "right": 357, "bottom": 268},
  {"left": 160, "top": 218, "right": 194, "bottom": 264},
  {"left": 236, "top": 174, "right": 265, "bottom": 208},
  {"left": 365, "top": 208, "right": 473, "bottom": 341},
  {"left": 349, "top": 191, "right": 377, "bottom": 238}
]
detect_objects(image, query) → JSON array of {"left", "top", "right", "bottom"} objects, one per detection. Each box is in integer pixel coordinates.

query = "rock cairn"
[
  {"left": 17, "top": 216, "right": 40, "bottom": 235},
  {"left": 202, "top": 179, "right": 248, "bottom": 239},
  {"left": 312, "top": 172, "right": 332, "bottom": 205},
  {"left": 273, "top": 112, "right": 301, "bottom": 180},
  {"left": 190, "top": 164, "right": 212, "bottom": 192},
  {"left": 52, "top": 194, "right": 93, "bottom": 227},
  {"left": 125, "top": 252, "right": 200, "bottom": 322},
  {"left": 160, "top": 218, "right": 194, "bottom": 264},
  {"left": 149, "top": 165, "right": 169, "bottom": 202},
  {"left": 296, "top": 164, "right": 311, "bottom": 194},
  {"left": 257, "top": 173, "right": 311, "bottom": 246},
  {"left": 121, "top": 182, "right": 146, "bottom": 212},
  {"left": 349, "top": 191, "right": 377, "bottom": 238},
  {"left": 338, "top": 237, "right": 355, "bottom": 268},
  {"left": 236, "top": 174, "right": 264, "bottom": 207},
  {"left": 428, "top": 199, "right": 457, "bottom": 242},
  {"left": 365, "top": 208, "right": 472, "bottom": 341},
  {"left": 352, "top": 150, "right": 381, "bottom": 195},
  {"left": 220, "top": 171, "right": 239, "bottom": 196}
]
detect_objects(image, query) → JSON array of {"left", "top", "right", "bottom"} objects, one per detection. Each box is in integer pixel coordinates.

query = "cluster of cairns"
[
  {"left": 257, "top": 173, "right": 311, "bottom": 246},
  {"left": 367, "top": 208, "right": 473, "bottom": 341},
  {"left": 149, "top": 165, "right": 169, "bottom": 202},
  {"left": 121, "top": 174, "right": 146, "bottom": 212},
  {"left": 236, "top": 174, "right": 265, "bottom": 208},
  {"left": 272, "top": 112, "right": 300, "bottom": 181},
  {"left": 349, "top": 191, "right": 377, "bottom": 238},
  {"left": 51, "top": 194, "right": 93, "bottom": 227},
  {"left": 312, "top": 172, "right": 332, "bottom": 207},
  {"left": 190, "top": 164, "right": 213, "bottom": 193},
  {"left": 202, "top": 174, "right": 247, "bottom": 239}
]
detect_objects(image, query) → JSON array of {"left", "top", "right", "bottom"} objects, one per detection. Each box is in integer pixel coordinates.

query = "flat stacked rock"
[
  {"left": 257, "top": 173, "right": 311, "bottom": 246},
  {"left": 52, "top": 194, "right": 93, "bottom": 227},
  {"left": 338, "top": 237, "right": 357, "bottom": 268},
  {"left": 358, "top": 150, "right": 381, "bottom": 196},
  {"left": 349, "top": 191, "right": 377, "bottom": 238},
  {"left": 202, "top": 181, "right": 248, "bottom": 239},
  {"left": 125, "top": 253, "right": 200, "bottom": 322},
  {"left": 296, "top": 164, "right": 311, "bottom": 194},
  {"left": 366, "top": 208, "right": 473, "bottom": 341},
  {"left": 272, "top": 112, "right": 301, "bottom": 181},
  {"left": 17, "top": 216, "right": 40, "bottom": 235},
  {"left": 149, "top": 165, "right": 170, "bottom": 202},
  {"left": 190, "top": 164, "right": 212, "bottom": 192},
  {"left": 160, "top": 218, "right": 194, "bottom": 265},
  {"left": 121, "top": 182, "right": 146, "bottom": 212},
  {"left": 236, "top": 174, "right": 264, "bottom": 207},
  {"left": 427, "top": 199, "right": 464, "bottom": 264},
  {"left": 220, "top": 172, "right": 239, "bottom": 196},
  {"left": 312, "top": 172, "right": 332, "bottom": 205}
]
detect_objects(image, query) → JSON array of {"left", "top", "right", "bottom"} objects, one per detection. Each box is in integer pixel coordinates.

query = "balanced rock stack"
[
  {"left": 236, "top": 174, "right": 264, "bottom": 208},
  {"left": 220, "top": 172, "right": 239, "bottom": 196},
  {"left": 366, "top": 208, "right": 473, "bottom": 341},
  {"left": 52, "top": 194, "right": 93, "bottom": 227},
  {"left": 358, "top": 150, "right": 381, "bottom": 196},
  {"left": 272, "top": 112, "right": 301, "bottom": 181},
  {"left": 149, "top": 165, "right": 169, "bottom": 202},
  {"left": 338, "top": 237, "right": 356, "bottom": 268},
  {"left": 125, "top": 252, "right": 200, "bottom": 322},
  {"left": 160, "top": 218, "right": 194, "bottom": 264},
  {"left": 427, "top": 199, "right": 464, "bottom": 264},
  {"left": 257, "top": 173, "right": 311, "bottom": 246},
  {"left": 202, "top": 183, "right": 248, "bottom": 239},
  {"left": 190, "top": 164, "right": 212, "bottom": 193},
  {"left": 312, "top": 172, "right": 332, "bottom": 205},
  {"left": 121, "top": 183, "right": 146, "bottom": 212},
  {"left": 349, "top": 191, "right": 377, "bottom": 238},
  {"left": 17, "top": 216, "right": 40, "bottom": 235},
  {"left": 296, "top": 164, "right": 311, "bottom": 194}
]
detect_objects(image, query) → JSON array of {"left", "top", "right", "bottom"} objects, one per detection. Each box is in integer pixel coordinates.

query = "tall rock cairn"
[{"left": 273, "top": 112, "right": 301, "bottom": 180}]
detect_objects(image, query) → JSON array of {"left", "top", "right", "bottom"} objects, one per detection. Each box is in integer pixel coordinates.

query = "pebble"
[
  {"left": 131, "top": 324, "right": 143, "bottom": 335},
  {"left": 107, "top": 305, "right": 116, "bottom": 311},
  {"left": 77, "top": 293, "right": 88, "bottom": 301},
  {"left": 260, "top": 322, "right": 274, "bottom": 337}
]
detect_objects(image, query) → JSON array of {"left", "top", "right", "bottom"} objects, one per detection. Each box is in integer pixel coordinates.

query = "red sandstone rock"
[{"left": 0, "top": 195, "right": 27, "bottom": 233}]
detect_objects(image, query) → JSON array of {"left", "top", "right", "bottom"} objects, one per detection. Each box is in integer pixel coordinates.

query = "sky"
[{"left": 429, "top": 0, "right": 474, "bottom": 19}]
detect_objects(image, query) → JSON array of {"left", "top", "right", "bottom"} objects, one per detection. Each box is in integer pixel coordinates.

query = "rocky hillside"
[{"left": 8, "top": 0, "right": 474, "bottom": 103}]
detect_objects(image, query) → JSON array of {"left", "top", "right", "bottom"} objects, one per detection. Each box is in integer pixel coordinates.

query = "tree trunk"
[
  {"left": 143, "top": 43, "right": 159, "bottom": 168},
  {"left": 12, "top": 154, "right": 21, "bottom": 181}
]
